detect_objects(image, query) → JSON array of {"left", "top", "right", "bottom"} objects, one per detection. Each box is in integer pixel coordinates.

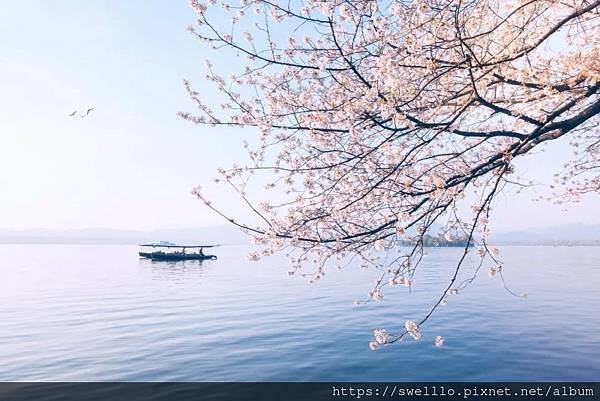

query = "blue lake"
[{"left": 1, "top": 244, "right": 599, "bottom": 381}]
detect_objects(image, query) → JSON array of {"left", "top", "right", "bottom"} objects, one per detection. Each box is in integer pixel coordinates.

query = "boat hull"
[{"left": 139, "top": 252, "right": 217, "bottom": 261}]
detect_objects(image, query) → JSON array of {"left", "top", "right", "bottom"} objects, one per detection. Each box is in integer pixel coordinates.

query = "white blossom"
[
  {"left": 488, "top": 266, "right": 501, "bottom": 277},
  {"left": 404, "top": 320, "right": 421, "bottom": 341},
  {"left": 373, "top": 329, "right": 390, "bottom": 345},
  {"left": 243, "top": 30, "right": 253, "bottom": 42},
  {"left": 369, "top": 289, "right": 384, "bottom": 302},
  {"left": 189, "top": 0, "right": 207, "bottom": 13}
]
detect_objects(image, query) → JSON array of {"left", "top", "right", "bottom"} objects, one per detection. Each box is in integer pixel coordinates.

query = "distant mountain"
[
  {"left": 0, "top": 225, "right": 250, "bottom": 245},
  {"left": 2, "top": 223, "right": 599, "bottom": 246},
  {"left": 491, "top": 223, "right": 600, "bottom": 245}
]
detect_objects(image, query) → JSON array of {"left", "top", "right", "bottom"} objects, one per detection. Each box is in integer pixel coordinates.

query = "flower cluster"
[
  {"left": 373, "top": 329, "right": 390, "bottom": 345},
  {"left": 404, "top": 320, "right": 421, "bottom": 341},
  {"left": 182, "top": 0, "right": 600, "bottom": 348}
]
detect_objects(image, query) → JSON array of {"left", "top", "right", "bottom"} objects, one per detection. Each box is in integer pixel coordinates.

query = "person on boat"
[{"left": 199, "top": 247, "right": 204, "bottom": 257}]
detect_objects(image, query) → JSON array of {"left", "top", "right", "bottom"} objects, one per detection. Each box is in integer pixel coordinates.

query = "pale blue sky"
[{"left": 0, "top": 1, "right": 598, "bottom": 232}]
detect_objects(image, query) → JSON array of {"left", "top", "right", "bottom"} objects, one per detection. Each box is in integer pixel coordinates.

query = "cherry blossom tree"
[{"left": 180, "top": 0, "right": 600, "bottom": 348}]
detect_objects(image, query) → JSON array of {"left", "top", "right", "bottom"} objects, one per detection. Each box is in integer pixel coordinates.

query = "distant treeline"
[
  {"left": 399, "top": 234, "right": 473, "bottom": 247},
  {"left": 490, "top": 240, "right": 600, "bottom": 246}
]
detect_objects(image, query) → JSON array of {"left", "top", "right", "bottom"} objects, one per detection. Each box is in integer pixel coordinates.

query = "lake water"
[{"left": 1, "top": 244, "right": 599, "bottom": 381}]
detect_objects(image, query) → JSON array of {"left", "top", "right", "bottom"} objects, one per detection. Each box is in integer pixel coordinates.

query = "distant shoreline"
[
  {"left": 1, "top": 238, "right": 600, "bottom": 247},
  {"left": 2, "top": 223, "right": 600, "bottom": 247}
]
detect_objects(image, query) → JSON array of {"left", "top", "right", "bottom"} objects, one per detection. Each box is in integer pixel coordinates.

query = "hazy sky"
[{"left": 1, "top": 1, "right": 598, "bottom": 233}]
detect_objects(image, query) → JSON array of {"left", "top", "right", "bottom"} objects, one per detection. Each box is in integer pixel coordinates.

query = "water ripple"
[{"left": 0, "top": 244, "right": 599, "bottom": 381}]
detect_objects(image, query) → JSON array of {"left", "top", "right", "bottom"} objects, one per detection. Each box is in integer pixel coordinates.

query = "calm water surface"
[{"left": 0, "top": 244, "right": 599, "bottom": 381}]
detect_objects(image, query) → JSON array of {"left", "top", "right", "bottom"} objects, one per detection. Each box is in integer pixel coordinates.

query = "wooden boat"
[{"left": 138, "top": 243, "right": 218, "bottom": 261}]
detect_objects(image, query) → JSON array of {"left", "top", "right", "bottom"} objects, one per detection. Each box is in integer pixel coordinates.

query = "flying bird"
[
  {"left": 80, "top": 107, "right": 94, "bottom": 118},
  {"left": 68, "top": 107, "right": 94, "bottom": 118}
]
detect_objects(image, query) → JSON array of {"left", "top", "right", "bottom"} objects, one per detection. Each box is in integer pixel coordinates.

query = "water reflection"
[{"left": 138, "top": 257, "right": 212, "bottom": 283}]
